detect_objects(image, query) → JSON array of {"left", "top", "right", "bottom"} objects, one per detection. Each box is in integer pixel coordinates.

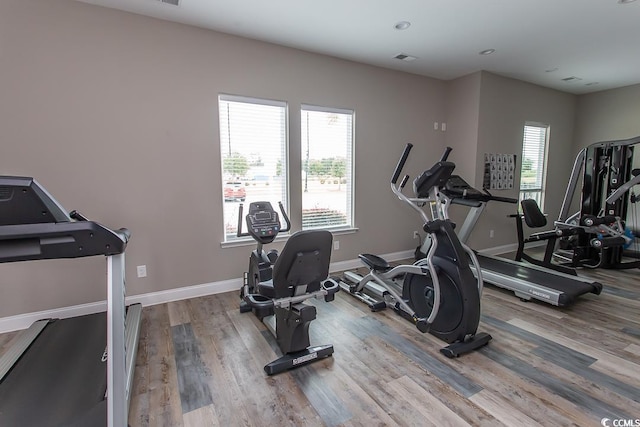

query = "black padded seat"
[
  {"left": 521, "top": 199, "right": 547, "bottom": 228},
  {"left": 512, "top": 198, "right": 579, "bottom": 276}
]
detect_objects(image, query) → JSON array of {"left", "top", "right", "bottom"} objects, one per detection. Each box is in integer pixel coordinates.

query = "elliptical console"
[
  {"left": 237, "top": 201, "right": 291, "bottom": 292},
  {"left": 244, "top": 202, "right": 283, "bottom": 244}
]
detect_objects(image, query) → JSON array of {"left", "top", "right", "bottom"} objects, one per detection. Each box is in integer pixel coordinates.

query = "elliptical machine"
[
  {"left": 340, "top": 144, "right": 491, "bottom": 357},
  {"left": 237, "top": 201, "right": 340, "bottom": 375}
]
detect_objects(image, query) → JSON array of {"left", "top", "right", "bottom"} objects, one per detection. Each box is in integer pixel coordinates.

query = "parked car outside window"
[{"left": 224, "top": 181, "right": 246, "bottom": 201}]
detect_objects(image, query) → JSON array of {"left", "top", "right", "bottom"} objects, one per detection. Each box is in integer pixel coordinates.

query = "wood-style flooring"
[
  {"left": 126, "top": 255, "right": 640, "bottom": 427},
  {"left": 1, "top": 253, "right": 638, "bottom": 426}
]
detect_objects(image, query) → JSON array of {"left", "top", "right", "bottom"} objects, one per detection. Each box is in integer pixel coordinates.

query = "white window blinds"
[
  {"left": 301, "top": 105, "right": 354, "bottom": 230},
  {"left": 219, "top": 95, "right": 288, "bottom": 241},
  {"left": 519, "top": 123, "right": 549, "bottom": 209}
]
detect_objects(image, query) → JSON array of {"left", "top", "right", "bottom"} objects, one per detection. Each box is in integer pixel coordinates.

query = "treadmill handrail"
[
  {"left": 0, "top": 176, "right": 136, "bottom": 427},
  {"left": 0, "top": 222, "right": 128, "bottom": 262}
]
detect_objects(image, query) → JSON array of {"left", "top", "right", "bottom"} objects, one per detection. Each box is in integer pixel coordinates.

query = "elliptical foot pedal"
[
  {"left": 263, "top": 344, "right": 334, "bottom": 375},
  {"left": 369, "top": 300, "right": 387, "bottom": 312},
  {"left": 239, "top": 300, "right": 252, "bottom": 313},
  {"left": 440, "top": 332, "right": 492, "bottom": 358},
  {"left": 338, "top": 280, "right": 386, "bottom": 311},
  {"left": 415, "top": 317, "right": 430, "bottom": 333}
]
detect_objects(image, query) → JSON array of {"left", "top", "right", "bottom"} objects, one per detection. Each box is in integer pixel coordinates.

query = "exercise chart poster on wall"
[{"left": 483, "top": 153, "right": 516, "bottom": 190}]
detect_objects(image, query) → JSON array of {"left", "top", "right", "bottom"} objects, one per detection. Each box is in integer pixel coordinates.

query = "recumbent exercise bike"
[
  {"left": 237, "top": 201, "right": 339, "bottom": 375},
  {"left": 340, "top": 143, "right": 491, "bottom": 357}
]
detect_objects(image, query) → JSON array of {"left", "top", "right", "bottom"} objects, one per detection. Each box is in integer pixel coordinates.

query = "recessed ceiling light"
[
  {"left": 545, "top": 67, "right": 559, "bottom": 73},
  {"left": 618, "top": 0, "right": 636, "bottom": 4},
  {"left": 394, "top": 21, "right": 411, "bottom": 30},
  {"left": 479, "top": 49, "right": 496, "bottom": 55},
  {"left": 585, "top": 82, "right": 600, "bottom": 86}
]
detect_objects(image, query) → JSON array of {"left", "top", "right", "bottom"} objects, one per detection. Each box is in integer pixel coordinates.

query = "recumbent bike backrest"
[{"left": 271, "top": 229, "right": 332, "bottom": 299}]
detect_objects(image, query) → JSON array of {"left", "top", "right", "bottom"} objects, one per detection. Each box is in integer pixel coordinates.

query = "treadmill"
[
  {"left": 437, "top": 175, "right": 603, "bottom": 306},
  {"left": 0, "top": 176, "right": 142, "bottom": 427}
]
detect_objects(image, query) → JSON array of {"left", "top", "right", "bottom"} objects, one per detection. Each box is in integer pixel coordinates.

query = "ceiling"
[{"left": 77, "top": 0, "right": 640, "bottom": 94}]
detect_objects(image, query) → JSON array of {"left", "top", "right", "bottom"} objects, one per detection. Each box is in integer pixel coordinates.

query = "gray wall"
[
  {"left": 574, "top": 83, "right": 640, "bottom": 148},
  {"left": 566, "top": 83, "right": 640, "bottom": 220},
  {"left": 0, "top": 0, "right": 446, "bottom": 317},
  {"left": 443, "top": 72, "right": 577, "bottom": 249},
  {"left": 444, "top": 72, "right": 482, "bottom": 180},
  {"left": 467, "top": 72, "right": 577, "bottom": 249},
  {"left": 3, "top": 0, "right": 637, "bottom": 320},
  {"left": 442, "top": 72, "right": 482, "bottom": 232}
]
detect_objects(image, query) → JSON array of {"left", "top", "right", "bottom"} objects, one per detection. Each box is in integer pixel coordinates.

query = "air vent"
[
  {"left": 562, "top": 76, "right": 582, "bottom": 82},
  {"left": 157, "top": 0, "right": 180, "bottom": 5},
  {"left": 393, "top": 53, "right": 417, "bottom": 62}
]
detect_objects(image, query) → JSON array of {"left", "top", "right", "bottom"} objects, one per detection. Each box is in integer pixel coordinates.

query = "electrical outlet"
[
  {"left": 413, "top": 231, "right": 420, "bottom": 239},
  {"left": 489, "top": 230, "right": 495, "bottom": 238},
  {"left": 137, "top": 265, "right": 147, "bottom": 278},
  {"left": 333, "top": 240, "right": 340, "bottom": 250}
]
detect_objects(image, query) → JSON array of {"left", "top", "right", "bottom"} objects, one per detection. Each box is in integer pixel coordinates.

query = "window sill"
[{"left": 220, "top": 227, "right": 358, "bottom": 249}]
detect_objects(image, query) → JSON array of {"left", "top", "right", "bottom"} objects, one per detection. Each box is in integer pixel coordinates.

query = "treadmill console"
[
  {"left": 0, "top": 176, "right": 71, "bottom": 226},
  {"left": 0, "top": 176, "right": 129, "bottom": 262},
  {"left": 246, "top": 202, "right": 281, "bottom": 244},
  {"left": 444, "top": 175, "right": 518, "bottom": 206},
  {"left": 444, "top": 175, "right": 485, "bottom": 199}
]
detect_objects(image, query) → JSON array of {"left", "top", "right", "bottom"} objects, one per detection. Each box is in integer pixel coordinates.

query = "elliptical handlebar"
[
  {"left": 399, "top": 175, "right": 410, "bottom": 189},
  {"left": 237, "top": 204, "right": 246, "bottom": 237},
  {"left": 440, "top": 146, "right": 453, "bottom": 162},
  {"left": 277, "top": 201, "right": 292, "bottom": 232},
  {"left": 392, "top": 143, "right": 413, "bottom": 184},
  {"left": 391, "top": 144, "right": 457, "bottom": 225},
  {"left": 390, "top": 144, "right": 431, "bottom": 226}
]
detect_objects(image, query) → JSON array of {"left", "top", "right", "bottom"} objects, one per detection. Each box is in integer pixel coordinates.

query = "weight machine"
[{"left": 557, "top": 135, "right": 640, "bottom": 269}]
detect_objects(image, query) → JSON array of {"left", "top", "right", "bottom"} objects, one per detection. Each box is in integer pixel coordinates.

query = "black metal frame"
[
  {"left": 0, "top": 176, "right": 139, "bottom": 427},
  {"left": 238, "top": 201, "right": 339, "bottom": 375},
  {"left": 511, "top": 199, "right": 578, "bottom": 276},
  {"left": 560, "top": 136, "right": 640, "bottom": 269}
]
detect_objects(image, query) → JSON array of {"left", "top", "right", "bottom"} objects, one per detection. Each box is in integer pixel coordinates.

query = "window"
[
  {"left": 519, "top": 123, "right": 549, "bottom": 210},
  {"left": 219, "top": 95, "right": 288, "bottom": 241},
  {"left": 301, "top": 105, "right": 354, "bottom": 230}
]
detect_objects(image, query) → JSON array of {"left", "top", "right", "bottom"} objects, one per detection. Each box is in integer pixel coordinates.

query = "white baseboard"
[
  {"left": 2, "top": 245, "right": 550, "bottom": 334},
  {"left": 125, "top": 277, "right": 243, "bottom": 308},
  {"left": 0, "top": 249, "right": 415, "bottom": 334},
  {"left": 0, "top": 301, "right": 107, "bottom": 334},
  {"left": 478, "top": 242, "right": 518, "bottom": 255},
  {"left": 327, "top": 249, "right": 415, "bottom": 274},
  {"left": 478, "top": 241, "right": 545, "bottom": 256}
]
